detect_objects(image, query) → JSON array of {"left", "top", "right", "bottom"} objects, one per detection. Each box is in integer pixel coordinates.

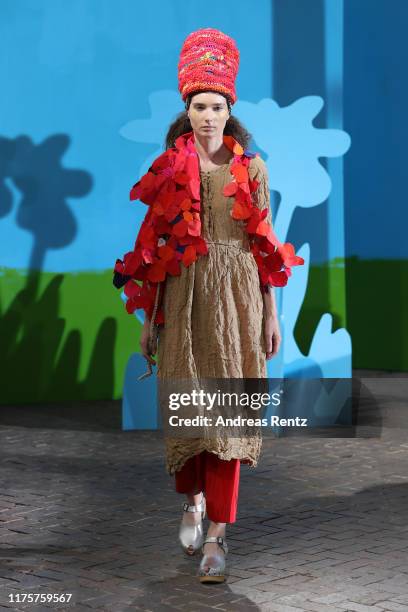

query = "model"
[{"left": 113, "top": 27, "right": 304, "bottom": 583}]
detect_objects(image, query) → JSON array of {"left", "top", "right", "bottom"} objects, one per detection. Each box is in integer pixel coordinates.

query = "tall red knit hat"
[{"left": 178, "top": 28, "right": 240, "bottom": 105}]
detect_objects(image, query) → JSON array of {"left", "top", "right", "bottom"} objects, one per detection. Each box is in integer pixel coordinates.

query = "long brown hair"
[{"left": 164, "top": 91, "right": 252, "bottom": 151}]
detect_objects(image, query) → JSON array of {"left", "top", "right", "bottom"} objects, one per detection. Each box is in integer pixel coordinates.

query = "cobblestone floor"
[{"left": 0, "top": 371, "right": 407, "bottom": 611}]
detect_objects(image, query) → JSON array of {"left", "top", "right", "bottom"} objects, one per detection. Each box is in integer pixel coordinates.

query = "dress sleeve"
[
  {"left": 248, "top": 156, "right": 304, "bottom": 290},
  {"left": 249, "top": 157, "right": 273, "bottom": 228},
  {"left": 248, "top": 156, "right": 276, "bottom": 294}
]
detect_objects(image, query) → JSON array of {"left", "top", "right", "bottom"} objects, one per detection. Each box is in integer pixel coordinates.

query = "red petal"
[
  {"left": 146, "top": 262, "right": 166, "bottom": 282},
  {"left": 124, "top": 279, "right": 141, "bottom": 299},
  {"left": 157, "top": 245, "right": 175, "bottom": 261},
  {"left": 164, "top": 203, "right": 180, "bottom": 222},
  {"left": 268, "top": 271, "right": 289, "bottom": 287},
  {"left": 174, "top": 171, "right": 189, "bottom": 185},
  {"left": 178, "top": 234, "right": 194, "bottom": 245},
  {"left": 141, "top": 248, "right": 154, "bottom": 264},
  {"left": 187, "top": 219, "right": 201, "bottom": 236},
  {"left": 136, "top": 224, "right": 156, "bottom": 249},
  {"left": 172, "top": 219, "right": 188, "bottom": 237},
  {"left": 167, "top": 235, "right": 178, "bottom": 249},
  {"left": 189, "top": 178, "right": 201, "bottom": 200},
  {"left": 248, "top": 178, "right": 259, "bottom": 192},
  {"left": 257, "top": 236, "right": 277, "bottom": 255},
  {"left": 278, "top": 243, "right": 304, "bottom": 267},
  {"left": 154, "top": 217, "right": 173, "bottom": 234},
  {"left": 223, "top": 181, "right": 238, "bottom": 197},
  {"left": 122, "top": 250, "right": 143, "bottom": 275},
  {"left": 151, "top": 150, "right": 172, "bottom": 172},
  {"left": 114, "top": 258, "right": 125, "bottom": 274},
  {"left": 246, "top": 209, "right": 262, "bottom": 233},
  {"left": 264, "top": 252, "right": 284, "bottom": 272},
  {"left": 194, "top": 237, "right": 209, "bottom": 255},
  {"left": 166, "top": 258, "right": 181, "bottom": 275},
  {"left": 265, "top": 226, "right": 281, "bottom": 247}
]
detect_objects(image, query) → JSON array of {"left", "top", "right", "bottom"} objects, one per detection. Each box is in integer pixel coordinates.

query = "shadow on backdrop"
[{"left": 0, "top": 134, "right": 117, "bottom": 404}]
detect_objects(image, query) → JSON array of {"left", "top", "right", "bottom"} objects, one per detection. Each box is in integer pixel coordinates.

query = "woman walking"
[{"left": 113, "top": 28, "right": 303, "bottom": 583}]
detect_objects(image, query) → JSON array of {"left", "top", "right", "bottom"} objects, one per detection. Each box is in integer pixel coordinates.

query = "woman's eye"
[{"left": 195, "top": 107, "right": 223, "bottom": 111}]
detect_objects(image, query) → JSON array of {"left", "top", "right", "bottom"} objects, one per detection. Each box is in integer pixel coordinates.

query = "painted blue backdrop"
[{"left": 1, "top": 0, "right": 406, "bottom": 412}]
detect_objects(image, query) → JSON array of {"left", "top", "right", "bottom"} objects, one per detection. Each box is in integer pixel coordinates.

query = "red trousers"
[{"left": 174, "top": 451, "right": 240, "bottom": 523}]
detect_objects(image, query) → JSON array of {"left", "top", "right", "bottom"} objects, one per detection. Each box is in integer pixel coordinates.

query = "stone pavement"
[{"left": 0, "top": 370, "right": 407, "bottom": 611}]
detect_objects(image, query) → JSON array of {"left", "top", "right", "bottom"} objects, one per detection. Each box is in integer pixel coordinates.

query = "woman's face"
[{"left": 187, "top": 92, "right": 230, "bottom": 139}]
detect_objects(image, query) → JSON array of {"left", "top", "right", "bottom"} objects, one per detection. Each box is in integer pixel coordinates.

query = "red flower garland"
[{"left": 113, "top": 131, "right": 304, "bottom": 324}]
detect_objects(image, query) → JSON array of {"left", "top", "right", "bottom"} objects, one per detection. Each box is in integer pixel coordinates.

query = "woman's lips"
[{"left": 202, "top": 126, "right": 215, "bottom": 129}]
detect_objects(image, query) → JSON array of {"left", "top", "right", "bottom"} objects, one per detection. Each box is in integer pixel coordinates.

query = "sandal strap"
[
  {"left": 202, "top": 536, "right": 228, "bottom": 555},
  {"left": 182, "top": 494, "right": 205, "bottom": 514}
]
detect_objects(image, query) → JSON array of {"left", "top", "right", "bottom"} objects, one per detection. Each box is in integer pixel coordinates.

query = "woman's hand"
[
  {"left": 264, "top": 315, "right": 281, "bottom": 360},
  {"left": 140, "top": 318, "right": 157, "bottom": 365}
]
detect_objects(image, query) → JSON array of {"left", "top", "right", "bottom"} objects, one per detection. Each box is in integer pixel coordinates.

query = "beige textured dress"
[{"left": 157, "top": 154, "right": 273, "bottom": 475}]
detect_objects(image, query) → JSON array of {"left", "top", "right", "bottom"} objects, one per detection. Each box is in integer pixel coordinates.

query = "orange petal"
[
  {"left": 181, "top": 198, "right": 192, "bottom": 210},
  {"left": 183, "top": 211, "right": 193, "bottom": 222},
  {"left": 233, "top": 142, "right": 244, "bottom": 156},
  {"left": 182, "top": 245, "right": 197, "bottom": 267},
  {"left": 231, "top": 202, "right": 251, "bottom": 220},
  {"left": 231, "top": 164, "right": 248, "bottom": 183},
  {"left": 256, "top": 220, "right": 270, "bottom": 236},
  {"left": 223, "top": 135, "right": 243, "bottom": 156}
]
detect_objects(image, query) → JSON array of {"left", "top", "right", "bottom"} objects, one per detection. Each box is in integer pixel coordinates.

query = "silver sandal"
[
  {"left": 179, "top": 493, "right": 206, "bottom": 555},
  {"left": 198, "top": 536, "right": 228, "bottom": 583}
]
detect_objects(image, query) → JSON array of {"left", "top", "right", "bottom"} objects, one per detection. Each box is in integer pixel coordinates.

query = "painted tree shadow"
[{"left": 0, "top": 134, "right": 116, "bottom": 404}]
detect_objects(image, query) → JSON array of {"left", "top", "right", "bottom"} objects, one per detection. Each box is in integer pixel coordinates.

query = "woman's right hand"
[{"left": 140, "top": 318, "right": 157, "bottom": 365}]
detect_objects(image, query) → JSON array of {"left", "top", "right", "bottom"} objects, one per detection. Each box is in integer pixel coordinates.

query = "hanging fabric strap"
[
  {"left": 137, "top": 282, "right": 161, "bottom": 381},
  {"left": 149, "top": 282, "right": 161, "bottom": 349}
]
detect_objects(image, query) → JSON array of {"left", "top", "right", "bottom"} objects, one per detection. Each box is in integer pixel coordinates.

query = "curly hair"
[{"left": 164, "top": 91, "right": 252, "bottom": 151}]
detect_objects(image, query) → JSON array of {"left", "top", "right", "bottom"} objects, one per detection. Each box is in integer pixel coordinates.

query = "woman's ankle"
[
  {"left": 186, "top": 491, "right": 204, "bottom": 507},
  {"left": 207, "top": 521, "right": 226, "bottom": 538}
]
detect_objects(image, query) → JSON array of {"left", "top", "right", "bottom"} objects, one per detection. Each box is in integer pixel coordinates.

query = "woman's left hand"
[{"left": 264, "top": 315, "right": 281, "bottom": 360}]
